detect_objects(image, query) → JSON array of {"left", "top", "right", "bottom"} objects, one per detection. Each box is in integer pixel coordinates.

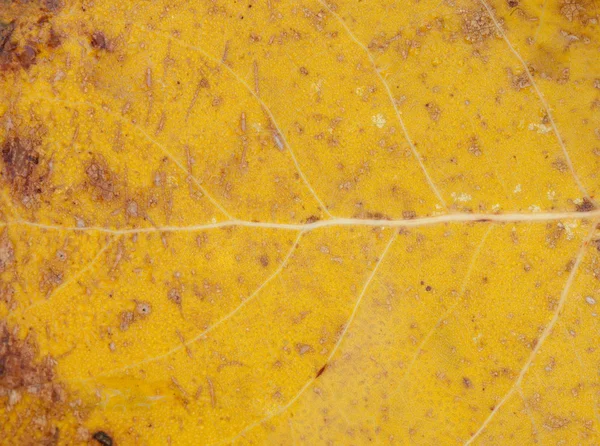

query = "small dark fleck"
[
  {"left": 508, "top": 0, "right": 518, "bottom": 7},
  {"left": 576, "top": 198, "right": 595, "bottom": 212},
  {"left": 425, "top": 285, "right": 432, "bottom": 292},
  {"left": 463, "top": 377, "right": 472, "bottom": 388},
  {"left": 92, "top": 431, "right": 113, "bottom": 446},
  {"left": 475, "top": 218, "right": 491, "bottom": 223},
  {"left": 299, "top": 67, "right": 309, "bottom": 75},
  {"left": 316, "top": 364, "right": 327, "bottom": 378}
]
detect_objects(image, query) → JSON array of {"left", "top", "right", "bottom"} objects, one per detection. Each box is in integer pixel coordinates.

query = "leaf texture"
[{"left": 1, "top": 0, "right": 600, "bottom": 444}]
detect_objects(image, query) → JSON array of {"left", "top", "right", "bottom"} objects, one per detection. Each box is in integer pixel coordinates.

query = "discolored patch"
[
  {"left": 0, "top": 0, "right": 64, "bottom": 73},
  {"left": 1, "top": 133, "right": 48, "bottom": 207},
  {"left": 0, "top": 321, "right": 89, "bottom": 444},
  {"left": 90, "top": 31, "right": 114, "bottom": 52},
  {"left": 461, "top": 8, "right": 501, "bottom": 43},
  {"left": 85, "top": 156, "right": 119, "bottom": 201},
  {"left": 0, "top": 230, "right": 14, "bottom": 273},
  {"left": 560, "top": 0, "right": 592, "bottom": 23}
]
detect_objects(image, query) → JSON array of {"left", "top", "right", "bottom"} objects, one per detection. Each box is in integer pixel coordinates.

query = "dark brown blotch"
[{"left": 1, "top": 134, "right": 47, "bottom": 205}]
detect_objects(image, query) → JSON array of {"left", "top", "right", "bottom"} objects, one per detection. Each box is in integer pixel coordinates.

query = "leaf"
[{"left": 0, "top": 0, "right": 599, "bottom": 444}]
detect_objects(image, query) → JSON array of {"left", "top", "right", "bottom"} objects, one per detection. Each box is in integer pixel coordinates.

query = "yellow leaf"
[{"left": 1, "top": 0, "right": 599, "bottom": 444}]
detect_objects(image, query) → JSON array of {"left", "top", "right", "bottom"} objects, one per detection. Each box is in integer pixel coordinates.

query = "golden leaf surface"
[{"left": 1, "top": 0, "right": 600, "bottom": 444}]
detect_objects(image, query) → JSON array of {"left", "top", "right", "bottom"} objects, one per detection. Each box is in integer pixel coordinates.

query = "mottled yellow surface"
[{"left": 1, "top": 0, "right": 600, "bottom": 444}]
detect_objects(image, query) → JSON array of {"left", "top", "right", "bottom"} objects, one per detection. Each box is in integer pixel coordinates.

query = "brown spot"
[
  {"left": 296, "top": 343, "right": 314, "bottom": 355},
  {"left": 594, "top": 239, "right": 600, "bottom": 252},
  {"left": 17, "top": 44, "right": 36, "bottom": 69},
  {"left": 168, "top": 288, "right": 182, "bottom": 305},
  {"left": 508, "top": 0, "right": 519, "bottom": 6},
  {"left": 476, "top": 218, "right": 491, "bottom": 222},
  {"left": 259, "top": 254, "right": 269, "bottom": 267},
  {"left": 509, "top": 69, "right": 531, "bottom": 91},
  {"left": 0, "top": 321, "right": 82, "bottom": 443},
  {"left": 1, "top": 134, "right": 46, "bottom": 205},
  {"left": 299, "top": 66, "right": 309, "bottom": 75},
  {"left": 543, "top": 414, "right": 570, "bottom": 429},
  {"left": 85, "top": 156, "right": 117, "bottom": 201},
  {"left": 363, "top": 211, "right": 391, "bottom": 220},
  {"left": 44, "top": 0, "right": 62, "bottom": 12},
  {"left": 305, "top": 215, "right": 320, "bottom": 224},
  {"left": 91, "top": 31, "right": 111, "bottom": 51},
  {"left": 0, "top": 21, "right": 17, "bottom": 69},
  {"left": 552, "top": 158, "right": 568, "bottom": 173},
  {"left": 135, "top": 302, "right": 151, "bottom": 316},
  {"left": 92, "top": 431, "right": 113, "bottom": 446},
  {"left": 576, "top": 197, "right": 595, "bottom": 212},
  {"left": 119, "top": 311, "right": 134, "bottom": 331},
  {"left": 47, "top": 28, "right": 62, "bottom": 48},
  {"left": 560, "top": 0, "right": 587, "bottom": 22},
  {"left": 0, "top": 230, "right": 14, "bottom": 273},
  {"left": 425, "top": 102, "right": 441, "bottom": 122},
  {"left": 463, "top": 377, "right": 473, "bottom": 388},
  {"left": 402, "top": 210, "right": 416, "bottom": 219},
  {"left": 461, "top": 8, "right": 500, "bottom": 43}
]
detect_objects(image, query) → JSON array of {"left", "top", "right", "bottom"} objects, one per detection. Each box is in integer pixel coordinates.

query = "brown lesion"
[
  {"left": 0, "top": 320, "right": 91, "bottom": 443},
  {"left": 560, "top": 0, "right": 595, "bottom": 24},
  {"left": 85, "top": 155, "right": 119, "bottom": 201},
  {"left": 0, "top": 0, "right": 64, "bottom": 73},
  {"left": 1, "top": 130, "right": 49, "bottom": 208},
  {"left": 460, "top": 8, "right": 502, "bottom": 44}
]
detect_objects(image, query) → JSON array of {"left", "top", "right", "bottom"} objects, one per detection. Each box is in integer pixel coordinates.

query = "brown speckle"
[
  {"left": 543, "top": 414, "right": 570, "bottom": 430},
  {"left": 296, "top": 343, "right": 314, "bottom": 355},
  {"left": 259, "top": 254, "right": 269, "bottom": 267},
  {"left": 47, "top": 28, "right": 62, "bottom": 48},
  {"left": 91, "top": 32, "right": 111, "bottom": 51},
  {"left": 85, "top": 156, "right": 117, "bottom": 201},
  {"left": 560, "top": 0, "right": 586, "bottom": 22},
  {"left": 119, "top": 310, "right": 134, "bottom": 331},
  {"left": 463, "top": 377, "right": 473, "bottom": 388},
  {"left": 168, "top": 288, "right": 182, "bottom": 305},
  {"left": 576, "top": 197, "right": 595, "bottom": 212},
  {"left": 0, "top": 230, "right": 14, "bottom": 273},
  {"left": 44, "top": 0, "right": 62, "bottom": 12},
  {"left": 1, "top": 134, "right": 46, "bottom": 205},
  {"left": 135, "top": 302, "right": 151, "bottom": 316},
  {"left": 425, "top": 102, "right": 441, "bottom": 122},
  {"left": 461, "top": 8, "right": 500, "bottom": 43},
  {"left": 17, "top": 45, "right": 36, "bottom": 69},
  {"left": 0, "top": 322, "right": 78, "bottom": 443}
]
